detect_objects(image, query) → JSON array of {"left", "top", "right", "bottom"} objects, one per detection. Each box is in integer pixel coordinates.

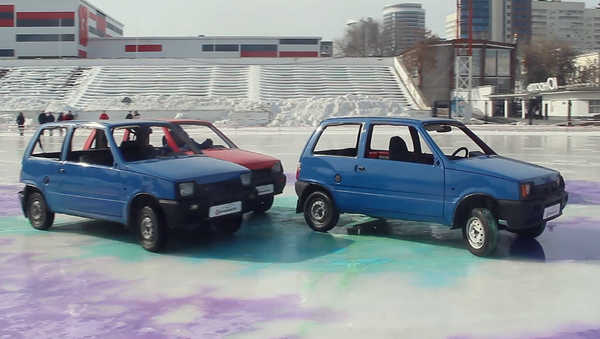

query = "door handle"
[
  {"left": 357, "top": 166, "right": 365, "bottom": 171},
  {"left": 44, "top": 176, "right": 50, "bottom": 184},
  {"left": 59, "top": 168, "right": 65, "bottom": 173}
]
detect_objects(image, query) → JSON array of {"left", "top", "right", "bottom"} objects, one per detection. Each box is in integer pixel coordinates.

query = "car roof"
[
  {"left": 320, "top": 116, "right": 463, "bottom": 126},
  {"left": 41, "top": 119, "right": 174, "bottom": 128},
  {"left": 155, "top": 118, "right": 212, "bottom": 125}
]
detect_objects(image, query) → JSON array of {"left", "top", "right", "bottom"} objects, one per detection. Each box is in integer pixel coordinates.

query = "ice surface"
[{"left": 1, "top": 127, "right": 600, "bottom": 339}]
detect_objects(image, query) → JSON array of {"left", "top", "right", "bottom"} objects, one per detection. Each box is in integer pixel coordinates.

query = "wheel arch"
[
  {"left": 126, "top": 193, "right": 163, "bottom": 227},
  {"left": 451, "top": 193, "right": 499, "bottom": 229},
  {"left": 299, "top": 182, "right": 335, "bottom": 208},
  {"left": 22, "top": 184, "right": 46, "bottom": 216}
]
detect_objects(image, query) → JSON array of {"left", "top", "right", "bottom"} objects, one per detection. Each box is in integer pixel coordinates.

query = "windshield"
[
  {"left": 423, "top": 123, "right": 493, "bottom": 160},
  {"left": 112, "top": 124, "right": 201, "bottom": 162},
  {"left": 176, "top": 123, "right": 234, "bottom": 150}
]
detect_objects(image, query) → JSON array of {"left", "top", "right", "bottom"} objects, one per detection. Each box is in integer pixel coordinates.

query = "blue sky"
[{"left": 93, "top": 0, "right": 600, "bottom": 40}]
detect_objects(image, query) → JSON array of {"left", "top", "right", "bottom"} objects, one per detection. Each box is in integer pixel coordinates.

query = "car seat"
[{"left": 389, "top": 136, "right": 411, "bottom": 162}]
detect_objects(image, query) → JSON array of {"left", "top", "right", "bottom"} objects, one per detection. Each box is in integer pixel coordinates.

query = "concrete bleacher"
[
  {"left": 0, "top": 58, "right": 425, "bottom": 111},
  {"left": 0, "top": 66, "right": 81, "bottom": 100},
  {"left": 259, "top": 65, "right": 412, "bottom": 105}
]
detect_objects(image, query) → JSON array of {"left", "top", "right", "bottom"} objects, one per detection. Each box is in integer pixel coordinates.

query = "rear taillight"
[{"left": 296, "top": 165, "right": 300, "bottom": 180}]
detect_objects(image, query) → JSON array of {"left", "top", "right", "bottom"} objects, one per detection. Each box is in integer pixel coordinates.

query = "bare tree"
[
  {"left": 399, "top": 28, "right": 442, "bottom": 85},
  {"left": 522, "top": 38, "right": 577, "bottom": 87},
  {"left": 572, "top": 58, "right": 600, "bottom": 86},
  {"left": 334, "top": 19, "right": 391, "bottom": 57}
]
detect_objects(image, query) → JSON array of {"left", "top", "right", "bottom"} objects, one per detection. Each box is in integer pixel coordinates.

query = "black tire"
[
  {"left": 253, "top": 195, "right": 274, "bottom": 214},
  {"left": 303, "top": 191, "right": 340, "bottom": 233},
  {"left": 26, "top": 192, "right": 55, "bottom": 230},
  {"left": 214, "top": 215, "right": 243, "bottom": 235},
  {"left": 513, "top": 222, "right": 546, "bottom": 239},
  {"left": 463, "top": 207, "right": 499, "bottom": 257},
  {"left": 136, "top": 205, "right": 168, "bottom": 252}
]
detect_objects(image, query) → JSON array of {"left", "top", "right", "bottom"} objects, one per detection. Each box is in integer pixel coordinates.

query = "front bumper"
[
  {"left": 159, "top": 186, "right": 257, "bottom": 229},
  {"left": 244, "top": 171, "right": 287, "bottom": 211},
  {"left": 497, "top": 190, "right": 569, "bottom": 230}
]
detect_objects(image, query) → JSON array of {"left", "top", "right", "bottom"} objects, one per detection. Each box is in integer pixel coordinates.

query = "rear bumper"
[
  {"left": 295, "top": 180, "right": 310, "bottom": 213},
  {"left": 497, "top": 190, "right": 569, "bottom": 230},
  {"left": 18, "top": 190, "right": 26, "bottom": 218},
  {"left": 159, "top": 187, "right": 257, "bottom": 229}
]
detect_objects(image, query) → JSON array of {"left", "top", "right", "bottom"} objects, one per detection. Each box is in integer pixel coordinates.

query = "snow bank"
[{"left": 0, "top": 94, "right": 408, "bottom": 127}]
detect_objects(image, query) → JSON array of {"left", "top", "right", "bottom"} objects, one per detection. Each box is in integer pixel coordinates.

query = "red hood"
[{"left": 202, "top": 148, "right": 278, "bottom": 170}]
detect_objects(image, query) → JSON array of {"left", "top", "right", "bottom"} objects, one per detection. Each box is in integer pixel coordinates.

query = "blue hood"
[
  {"left": 452, "top": 155, "right": 559, "bottom": 184},
  {"left": 125, "top": 156, "right": 250, "bottom": 184}
]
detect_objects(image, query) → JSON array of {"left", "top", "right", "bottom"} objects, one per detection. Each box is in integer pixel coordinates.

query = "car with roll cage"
[
  {"left": 18, "top": 120, "right": 257, "bottom": 252},
  {"left": 294, "top": 117, "right": 569, "bottom": 257},
  {"left": 83, "top": 118, "right": 286, "bottom": 214}
]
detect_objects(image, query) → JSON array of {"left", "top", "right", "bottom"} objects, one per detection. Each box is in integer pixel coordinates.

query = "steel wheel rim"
[
  {"left": 467, "top": 217, "right": 485, "bottom": 250},
  {"left": 30, "top": 200, "right": 43, "bottom": 224},
  {"left": 141, "top": 216, "right": 154, "bottom": 241},
  {"left": 310, "top": 200, "right": 327, "bottom": 223}
]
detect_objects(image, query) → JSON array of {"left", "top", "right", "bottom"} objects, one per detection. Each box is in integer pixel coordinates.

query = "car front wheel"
[
  {"left": 303, "top": 191, "right": 340, "bottom": 232},
  {"left": 513, "top": 222, "right": 546, "bottom": 239},
  {"left": 253, "top": 195, "right": 274, "bottom": 214},
  {"left": 26, "top": 192, "right": 55, "bottom": 230},
  {"left": 137, "top": 205, "right": 168, "bottom": 252},
  {"left": 464, "top": 208, "right": 499, "bottom": 257}
]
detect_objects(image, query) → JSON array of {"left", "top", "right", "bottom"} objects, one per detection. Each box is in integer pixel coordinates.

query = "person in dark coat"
[
  {"left": 16, "top": 112, "right": 25, "bottom": 136},
  {"left": 46, "top": 112, "right": 55, "bottom": 135},
  {"left": 57, "top": 113, "right": 64, "bottom": 122},
  {"left": 133, "top": 111, "right": 140, "bottom": 119},
  {"left": 125, "top": 111, "right": 133, "bottom": 119},
  {"left": 38, "top": 112, "right": 47, "bottom": 136}
]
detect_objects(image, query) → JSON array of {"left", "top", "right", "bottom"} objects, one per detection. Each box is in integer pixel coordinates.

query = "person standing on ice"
[
  {"left": 99, "top": 111, "right": 109, "bottom": 120},
  {"left": 37, "top": 112, "right": 47, "bottom": 135},
  {"left": 125, "top": 111, "right": 133, "bottom": 119},
  {"left": 64, "top": 111, "right": 74, "bottom": 120},
  {"left": 57, "top": 113, "right": 64, "bottom": 122},
  {"left": 46, "top": 112, "right": 55, "bottom": 136},
  {"left": 133, "top": 111, "right": 140, "bottom": 119},
  {"left": 16, "top": 112, "right": 25, "bottom": 136}
]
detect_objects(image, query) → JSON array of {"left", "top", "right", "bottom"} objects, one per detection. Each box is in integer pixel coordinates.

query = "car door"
[
  {"left": 302, "top": 122, "right": 366, "bottom": 212},
  {"left": 24, "top": 125, "right": 69, "bottom": 213},
  {"left": 351, "top": 122, "right": 445, "bottom": 218},
  {"left": 58, "top": 127, "right": 124, "bottom": 218}
]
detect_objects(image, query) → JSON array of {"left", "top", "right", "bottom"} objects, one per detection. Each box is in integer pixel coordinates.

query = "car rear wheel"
[
  {"left": 464, "top": 208, "right": 499, "bottom": 257},
  {"left": 137, "top": 205, "right": 168, "bottom": 252},
  {"left": 214, "top": 215, "right": 243, "bottom": 235},
  {"left": 513, "top": 222, "right": 546, "bottom": 239},
  {"left": 27, "top": 192, "right": 55, "bottom": 230},
  {"left": 304, "top": 191, "right": 339, "bottom": 232},
  {"left": 253, "top": 195, "right": 274, "bottom": 214}
]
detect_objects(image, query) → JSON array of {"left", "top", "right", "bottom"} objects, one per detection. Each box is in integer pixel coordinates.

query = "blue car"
[
  {"left": 294, "top": 117, "right": 569, "bottom": 257},
  {"left": 18, "top": 120, "right": 256, "bottom": 252}
]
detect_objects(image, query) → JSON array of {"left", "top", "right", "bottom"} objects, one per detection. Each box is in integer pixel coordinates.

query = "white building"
[
  {"left": 0, "top": 0, "right": 124, "bottom": 59},
  {"left": 446, "top": 13, "right": 457, "bottom": 40},
  {"left": 383, "top": 3, "right": 425, "bottom": 54},
  {"left": 531, "top": 0, "right": 600, "bottom": 51}
]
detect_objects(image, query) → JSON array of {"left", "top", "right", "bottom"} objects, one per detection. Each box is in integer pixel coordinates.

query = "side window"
[
  {"left": 367, "top": 124, "right": 434, "bottom": 165},
  {"left": 67, "top": 127, "right": 114, "bottom": 167},
  {"left": 313, "top": 124, "right": 361, "bottom": 158},
  {"left": 30, "top": 127, "right": 68, "bottom": 160}
]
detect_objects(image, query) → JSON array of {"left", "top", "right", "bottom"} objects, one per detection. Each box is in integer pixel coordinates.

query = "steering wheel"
[{"left": 451, "top": 147, "right": 469, "bottom": 158}]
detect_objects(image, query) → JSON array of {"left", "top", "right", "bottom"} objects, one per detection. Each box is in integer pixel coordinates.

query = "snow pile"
[
  {"left": 267, "top": 94, "right": 407, "bottom": 127},
  {"left": 0, "top": 97, "right": 53, "bottom": 111},
  {"left": 81, "top": 95, "right": 268, "bottom": 112}
]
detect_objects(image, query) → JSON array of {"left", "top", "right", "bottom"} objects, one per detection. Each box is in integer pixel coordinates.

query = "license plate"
[
  {"left": 543, "top": 203, "right": 561, "bottom": 219},
  {"left": 209, "top": 201, "right": 242, "bottom": 218},
  {"left": 256, "top": 184, "right": 274, "bottom": 196}
]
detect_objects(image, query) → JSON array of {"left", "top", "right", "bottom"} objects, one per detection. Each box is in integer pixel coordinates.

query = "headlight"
[
  {"left": 520, "top": 183, "right": 531, "bottom": 198},
  {"left": 272, "top": 162, "right": 282, "bottom": 173},
  {"left": 240, "top": 173, "right": 252, "bottom": 186},
  {"left": 179, "top": 182, "right": 194, "bottom": 196}
]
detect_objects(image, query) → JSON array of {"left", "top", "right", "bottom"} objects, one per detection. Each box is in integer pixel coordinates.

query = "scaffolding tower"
[{"left": 454, "top": 0, "right": 473, "bottom": 120}]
